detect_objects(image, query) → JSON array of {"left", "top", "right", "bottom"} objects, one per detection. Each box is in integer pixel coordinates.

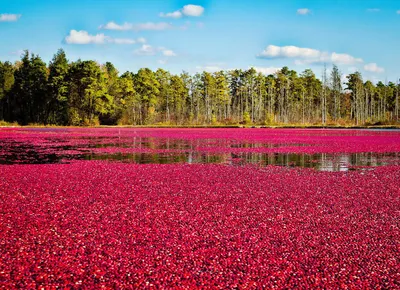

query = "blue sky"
[{"left": 1, "top": 0, "right": 400, "bottom": 82}]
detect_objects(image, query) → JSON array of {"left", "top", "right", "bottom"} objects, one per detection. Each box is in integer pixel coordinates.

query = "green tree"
[
  {"left": 0, "top": 61, "right": 15, "bottom": 120},
  {"left": 99, "top": 62, "right": 120, "bottom": 124},
  {"left": 330, "top": 64, "right": 342, "bottom": 120},
  {"left": 201, "top": 72, "right": 215, "bottom": 123},
  {"left": 116, "top": 72, "right": 136, "bottom": 125},
  {"left": 134, "top": 68, "right": 160, "bottom": 124},
  {"left": 346, "top": 72, "right": 364, "bottom": 124},
  {"left": 170, "top": 74, "right": 187, "bottom": 124},
  {"left": 11, "top": 51, "right": 48, "bottom": 124},
  {"left": 67, "top": 60, "right": 111, "bottom": 125},
  {"left": 300, "top": 69, "right": 321, "bottom": 123},
  {"left": 364, "top": 80, "right": 376, "bottom": 122},
  {"left": 155, "top": 69, "right": 172, "bottom": 123},
  {"left": 2, "top": 48, "right": 400, "bottom": 126},
  {"left": 47, "top": 49, "right": 69, "bottom": 124},
  {"left": 214, "top": 71, "right": 230, "bottom": 122}
]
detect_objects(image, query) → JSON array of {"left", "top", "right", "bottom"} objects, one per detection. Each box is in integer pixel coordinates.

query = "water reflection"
[{"left": 1, "top": 135, "right": 400, "bottom": 171}]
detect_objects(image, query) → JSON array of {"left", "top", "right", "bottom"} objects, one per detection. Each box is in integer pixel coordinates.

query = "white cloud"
[
  {"left": 331, "top": 53, "right": 363, "bottom": 65},
  {"left": 162, "top": 49, "right": 177, "bottom": 57},
  {"left": 159, "top": 11, "right": 182, "bottom": 18},
  {"left": 99, "top": 21, "right": 133, "bottom": 30},
  {"left": 134, "top": 45, "right": 157, "bottom": 56},
  {"left": 65, "top": 30, "right": 107, "bottom": 44},
  {"left": 134, "top": 45, "right": 177, "bottom": 57},
  {"left": 397, "top": 10, "right": 400, "bottom": 14},
  {"left": 100, "top": 21, "right": 172, "bottom": 31},
  {"left": 134, "top": 22, "right": 173, "bottom": 30},
  {"left": 111, "top": 38, "right": 138, "bottom": 44},
  {"left": 182, "top": 5, "right": 205, "bottom": 17},
  {"left": 297, "top": 8, "right": 311, "bottom": 15},
  {"left": 259, "top": 45, "right": 320, "bottom": 59},
  {"left": 364, "top": 63, "right": 384, "bottom": 73},
  {"left": 367, "top": 8, "right": 380, "bottom": 12},
  {"left": 159, "top": 4, "right": 204, "bottom": 19},
  {"left": 0, "top": 14, "right": 21, "bottom": 22},
  {"left": 251, "top": 66, "right": 281, "bottom": 75},
  {"left": 258, "top": 45, "right": 363, "bottom": 65},
  {"left": 65, "top": 30, "right": 145, "bottom": 45},
  {"left": 158, "top": 60, "right": 167, "bottom": 65}
]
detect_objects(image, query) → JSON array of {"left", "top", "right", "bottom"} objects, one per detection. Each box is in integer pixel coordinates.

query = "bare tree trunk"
[{"left": 321, "top": 65, "right": 327, "bottom": 125}]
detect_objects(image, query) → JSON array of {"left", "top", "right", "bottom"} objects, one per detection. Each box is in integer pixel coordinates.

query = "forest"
[{"left": 0, "top": 49, "right": 399, "bottom": 126}]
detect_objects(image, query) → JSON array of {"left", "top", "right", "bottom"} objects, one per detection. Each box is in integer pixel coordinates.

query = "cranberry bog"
[{"left": 0, "top": 128, "right": 399, "bottom": 288}]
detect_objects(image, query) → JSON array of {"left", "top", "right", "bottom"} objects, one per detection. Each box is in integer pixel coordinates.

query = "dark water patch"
[
  {"left": 2, "top": 132, "right": 400, "bottom": 171},
  {"left": 1, "top": 142, "right": 400, "bottom": 171}
]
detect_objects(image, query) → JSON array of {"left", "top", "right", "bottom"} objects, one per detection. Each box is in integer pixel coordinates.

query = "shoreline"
[{"left": 1, "top": 125, "right": 400, "bottom": 129}]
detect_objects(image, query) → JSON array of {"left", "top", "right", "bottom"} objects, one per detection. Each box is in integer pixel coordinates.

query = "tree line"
[{"left": 0, "top": 49, "right": 399, "bottom": 126}]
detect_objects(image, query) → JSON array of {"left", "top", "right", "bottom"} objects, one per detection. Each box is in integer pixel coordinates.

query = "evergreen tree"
[{"left": 48, "top": 49, "right": 69, "bottom": 124}]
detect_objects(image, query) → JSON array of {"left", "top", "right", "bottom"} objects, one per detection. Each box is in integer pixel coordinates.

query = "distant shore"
[{"left": 1, "top": 124, "right": 400, "bottom": 129}]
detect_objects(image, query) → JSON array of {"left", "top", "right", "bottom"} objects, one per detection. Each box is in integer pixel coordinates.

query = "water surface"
[{"left": 1, "top": 128, "right": 400, "bottom": 171}]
